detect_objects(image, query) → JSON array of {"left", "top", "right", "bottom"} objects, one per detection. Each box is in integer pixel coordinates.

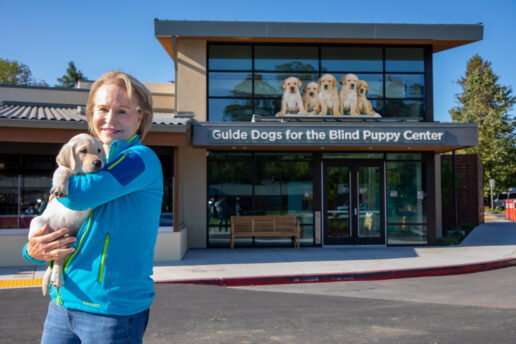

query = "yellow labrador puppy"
[
  {"left": 279, "top": 76, "right": 305, "bottom": 115},
  {"left": 302, "top": 81, "right": 319, "bottom": 114},
  {"left": 357, "top": 80, "right": 377, "bottom": 115},
  {"left": 316, "top": 74, "right": 341, "bottom": 116},
  {"left": 29, "top": 133, "right": 105, "bottom": 295},
  {"left": 339, "top": 73, "right": 360, "bottom": 116}
]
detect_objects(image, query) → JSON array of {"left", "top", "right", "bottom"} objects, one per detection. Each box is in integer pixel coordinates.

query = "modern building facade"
[{"left": 154, "top": 20, "right": 482, "bottom": 251}]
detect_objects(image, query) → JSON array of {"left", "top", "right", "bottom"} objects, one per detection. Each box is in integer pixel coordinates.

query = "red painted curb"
[{"left": 154, "top": 257, "right": 516, "bottom": 287}]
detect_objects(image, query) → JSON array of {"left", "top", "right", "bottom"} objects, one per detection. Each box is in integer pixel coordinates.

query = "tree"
[
  {"left": 56, "top": 61, "right": 86, "bottom": 88},
  {"left": 449, "top": 54, "right": 516, "bottom": 197},
  {"left": 0, "top": 58, "right": 48, "bottom": 86}
]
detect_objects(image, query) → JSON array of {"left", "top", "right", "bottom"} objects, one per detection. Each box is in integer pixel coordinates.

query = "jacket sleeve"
[{"left": 57, "top": 150, "right": 150, "bottom": 211}]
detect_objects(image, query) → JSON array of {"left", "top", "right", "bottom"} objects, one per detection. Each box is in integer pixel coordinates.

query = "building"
[
  {"left": 0, "top": 20, "right": 483, "bottom": 265},
  {"left": 154, "top": 20, "right": 481, "bottom": 250}
]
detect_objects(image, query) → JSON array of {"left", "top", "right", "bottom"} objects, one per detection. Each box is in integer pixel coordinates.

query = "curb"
[{"left": 155, "top": 257, "right": 516, "bottom": 287}]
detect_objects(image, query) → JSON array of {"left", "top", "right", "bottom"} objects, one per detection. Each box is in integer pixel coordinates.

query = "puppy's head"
[
  {"left": 282, "top": 77, "right": 302, "bottom": 94},
  {"left": 57, "top": 134, "right": 105, "bottom": 173},
  {"left": 303, "top": 82, "right": 318, "bottom": 97},
  {"left": 318, "top": 74, "right": 337, "bottom": 92},
  {"left": 340, "top": 73, "right": 359, "bottom": 91},
  {"left": 357, "top": 80, "right": 370, "bottom": 96}
]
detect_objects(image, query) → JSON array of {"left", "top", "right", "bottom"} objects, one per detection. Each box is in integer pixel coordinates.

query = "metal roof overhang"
[
  {"left": 154, "top": 20, "right": 484, "bottom": 60},
  {"left": 0, "top": 118, "right": 192, "bottom": 147},
  {"left": 192, "top": 121, "right": 478, "bottom": 154}
]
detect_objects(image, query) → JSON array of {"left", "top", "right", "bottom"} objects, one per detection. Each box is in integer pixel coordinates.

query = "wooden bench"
[{"left": 230, "top": 215, "right": 300, "bottom": 249}]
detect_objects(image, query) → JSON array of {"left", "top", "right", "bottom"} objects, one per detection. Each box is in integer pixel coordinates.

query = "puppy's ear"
[
  {"left": 282, "top": 79, "right": 287, "bottom": 90},
  {"left": 340, "top": 76, "right": 346, "bottom": 85},
  {"left": 56, "top": 141, "right": 76, "bottom": 171},
  {"left": 332, "top": 77, "right": 337, "bottom": 88},
  {"left": 367, "top": 83, "right": 370, "bottom": 92}
]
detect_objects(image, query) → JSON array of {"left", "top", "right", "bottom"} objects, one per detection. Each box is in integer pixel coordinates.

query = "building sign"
[{"left": 193, "top": 123, "right": 478, "bottom": 148}]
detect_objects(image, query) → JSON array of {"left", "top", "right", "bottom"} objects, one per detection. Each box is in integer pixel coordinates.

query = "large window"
[
  {"left": 0, "top": 147, "right": 174, "bottom": 230},
  {"left": 386, "top": 153, "right": 427, "bottom": 244},
  {"left": 208, "top": 44, "right": 427, "bottom": 121},
  {"left": 208, "top": 152, "right": 314, "bottom": 247}
]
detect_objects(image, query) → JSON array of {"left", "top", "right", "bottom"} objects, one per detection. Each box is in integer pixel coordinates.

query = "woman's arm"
[{"left": 57, "top": 148, "right": 159, "bottom": 211}]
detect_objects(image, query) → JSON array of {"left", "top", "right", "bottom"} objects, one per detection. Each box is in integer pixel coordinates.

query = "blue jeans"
[{"left": 41, "top": 301, "right": 149, "bottom": 344}]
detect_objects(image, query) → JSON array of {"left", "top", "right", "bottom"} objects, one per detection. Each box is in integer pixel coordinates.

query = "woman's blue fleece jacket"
[{"left": 23, "top": 135, "right": 163, "bottom": 316}]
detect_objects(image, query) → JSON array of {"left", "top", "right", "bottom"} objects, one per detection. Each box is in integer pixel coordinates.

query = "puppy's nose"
[
  {"left": 290, "top": 86, "right": 295, "bottom": 92},
  {"left": 309, "top": 92, "right": 314, "bottom": 96},
  {"left": 324, "top": 85, "right": 328, "bottom": 90},
  {"left": 94, "top": 160, "right": 102, "bottom": 169},
  {"left": 351, "top": 84, "right": 355, "bottom": 89}
]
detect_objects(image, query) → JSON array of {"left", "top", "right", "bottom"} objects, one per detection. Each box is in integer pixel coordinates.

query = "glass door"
[{"left": 324, "top": 161, "right": 385, "bottom": 245}]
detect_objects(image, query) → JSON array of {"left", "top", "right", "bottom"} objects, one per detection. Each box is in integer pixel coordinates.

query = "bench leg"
[{"left": 231, "top": 235, "right": 234, "bottom": 250}]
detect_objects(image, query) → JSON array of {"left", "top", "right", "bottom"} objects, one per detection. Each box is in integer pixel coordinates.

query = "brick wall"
[{"left": 441, "top": 154, "right": 484, "bottom": 231}]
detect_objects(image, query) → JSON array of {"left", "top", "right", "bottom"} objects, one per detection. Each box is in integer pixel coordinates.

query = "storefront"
[{"left": 155, "top": 20, "right": 482, "bottom": 249}]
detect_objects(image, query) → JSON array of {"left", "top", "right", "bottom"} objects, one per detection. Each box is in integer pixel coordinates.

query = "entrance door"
[{"left": 324, "top": 161, "right": 385, "bottom": 245}]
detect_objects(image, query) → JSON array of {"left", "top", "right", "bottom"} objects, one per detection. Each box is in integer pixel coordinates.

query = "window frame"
[{"left": 207, "top": 42, "right": 433, "bottom": 122}]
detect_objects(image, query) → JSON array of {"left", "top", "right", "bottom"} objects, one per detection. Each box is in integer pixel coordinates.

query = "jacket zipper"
[
  {"left": 98, "top": 232, "right": 110, "bottom": 283},
  {"left": 63, "top": 211, "right": 93, "bottom": 273}
]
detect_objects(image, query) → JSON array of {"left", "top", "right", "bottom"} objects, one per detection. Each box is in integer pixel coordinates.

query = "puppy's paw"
[
  {"left": 50, "top": 273, "right": 65, "bottom": 289},
  {"left": 51, "top": 181, "right": 69, "bottom": 198}
]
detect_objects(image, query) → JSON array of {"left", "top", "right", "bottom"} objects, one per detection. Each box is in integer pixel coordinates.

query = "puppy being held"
[
  {"left": 303, "top": 81, "right": 319, "bottom": 114},
  {"left": 279, "top": 76, "right": 305, "bottom": 116},
  {"left": 339, "top": 73, "right": 360, "bottom": 116},
  {"left": 357, "top": 80, "right": 377, "bottom": 115},
  {"left": 29, "top": 133, "right": 105, "bottom": 295},
  {"left": 316, "top": 74, "right": 341, "bottom": 116}
]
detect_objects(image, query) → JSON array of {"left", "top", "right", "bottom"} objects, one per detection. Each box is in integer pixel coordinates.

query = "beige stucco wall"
[
  {"left": 176, "top": 39, "right": 207, "bottom": 121},
  {"left": 177, "top": 145, "right": 207, "bottom": 248},
  {"left": 174, "top": 39, "right": 208, "bottom": 248}
]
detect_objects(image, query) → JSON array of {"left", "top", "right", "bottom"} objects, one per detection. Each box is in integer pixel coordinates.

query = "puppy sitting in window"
[
  {"left": 302, "top": 81, "right": 320, "bottom": 114},
  {"left": 29, "top": 133, "right": 105, "bottom": 295},
  {"left": 339, "top": 73, "right": 360, "bottom": 116},
  {"left": 279, "top": 76, "right": 306, "bottom": 116},
  {"left": 316, "top": 74, "right": 341, "bottom": 116},
  {"left": 357, "top": 80, "right": 377, "bottom": 115}
]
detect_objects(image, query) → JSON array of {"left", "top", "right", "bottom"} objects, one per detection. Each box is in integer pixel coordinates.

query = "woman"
[{"left": 23, "top": 71, "right": 163, "bottom": 343}]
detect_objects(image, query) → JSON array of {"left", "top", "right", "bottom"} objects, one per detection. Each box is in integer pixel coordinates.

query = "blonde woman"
[{"left": 23, "top": 71, "right": 163, "bottom": 343}]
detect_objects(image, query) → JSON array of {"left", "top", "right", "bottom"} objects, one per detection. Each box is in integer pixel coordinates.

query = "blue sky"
[{"left": 1, "top": 0, "right": 515, "bottom": 122}]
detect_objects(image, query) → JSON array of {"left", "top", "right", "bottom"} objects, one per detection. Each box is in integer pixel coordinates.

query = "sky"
[{"left": 1, "top": 0, "right": 515, "bottom": 122}]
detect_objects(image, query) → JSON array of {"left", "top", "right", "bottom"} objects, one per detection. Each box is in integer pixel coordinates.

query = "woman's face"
[{"left": 92, "top": 83, "right": 143, "bottom": 147}]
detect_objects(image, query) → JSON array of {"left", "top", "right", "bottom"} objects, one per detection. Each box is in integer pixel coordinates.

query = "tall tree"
[
  {"left": 56, "top": 61, "right": 86, "bottom": 88},
  {"left": 450, "top": 54, "right": 516, "bottom": 197},
  {"left": 0, "top": 58, "right": 48, "bottom": 86}
]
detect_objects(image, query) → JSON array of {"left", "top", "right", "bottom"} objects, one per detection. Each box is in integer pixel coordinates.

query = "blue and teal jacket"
[{"left": 23, "top": 135, "right": 163, "bottom": 316}]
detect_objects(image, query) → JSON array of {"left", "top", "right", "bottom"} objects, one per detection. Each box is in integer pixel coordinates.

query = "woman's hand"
[{"left": 26, "top": 224, "right": 76, "bottom": 261}]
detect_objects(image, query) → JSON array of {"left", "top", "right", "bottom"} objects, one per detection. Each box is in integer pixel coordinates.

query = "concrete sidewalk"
[{"left": 2, "top": 212, "right": 515, "bottom": 288}]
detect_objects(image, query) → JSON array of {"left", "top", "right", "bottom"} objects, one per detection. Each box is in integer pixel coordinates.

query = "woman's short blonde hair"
[{"left": 86, "top": 70, "right": 153, "bottom": 140}]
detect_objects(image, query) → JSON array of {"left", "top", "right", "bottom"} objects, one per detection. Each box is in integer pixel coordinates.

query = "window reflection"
[
  {"left": 386, "top": 74, "right": 425, "bottom": 98},
  {"left": 208, "top": 45, "right": 252, "bottom": 71},
  {"left": 207, "top": 152, "right": 314, "bottom": 247},
  {"left": 385, "top": 47, "right": 425, "bottom": 72},
  {"left": 208, "top": 44, "right": 426, "bottom": 120},
  {"left": 321, "top": 47, "right": 383, "bottom": 72},
  {"left": 209, "top": 72, "right": 252, "bottom": 97},
  {"left": 386, "top": 160, "right": 427, "bottom": 244},
  {"left": 255, "top": 46, "right": 318, "bottom": 71}
]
